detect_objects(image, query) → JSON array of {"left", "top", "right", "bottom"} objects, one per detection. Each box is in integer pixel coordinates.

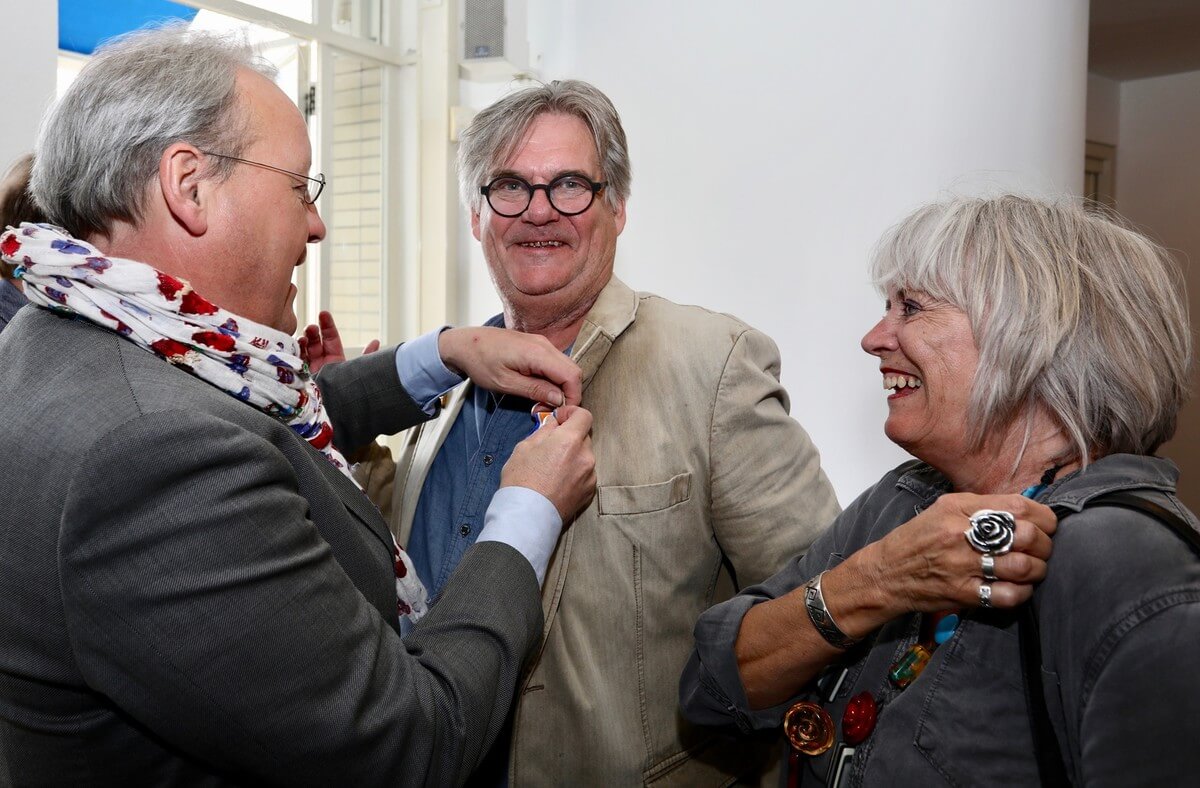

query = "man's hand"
[
  {"left": 298, "top": 310, "right": 380, "bottom": 374},
  {"left": 438, "top": 327, "right": 582, "bottom": 407},
  {"left": 501, "top": 406, "right": 596, "bottom": 521}
]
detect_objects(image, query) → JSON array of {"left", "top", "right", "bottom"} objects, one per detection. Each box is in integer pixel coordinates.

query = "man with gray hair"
[
  {"left": 0, "top": 26, "right": 598, "bottom": 785},
  {"left": 385, "top": 80, "right": 841, "bottom": 784}
]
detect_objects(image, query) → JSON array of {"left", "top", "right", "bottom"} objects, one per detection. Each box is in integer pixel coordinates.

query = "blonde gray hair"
[
  {"left": 31, "top": 24, "right": 276, "bottom": 238},
  {"left": 871, "top": 194, "right": 1191, "bottom": 463},
  {"left": 457, "top": 79, "right": 631, "bottom": 213}
]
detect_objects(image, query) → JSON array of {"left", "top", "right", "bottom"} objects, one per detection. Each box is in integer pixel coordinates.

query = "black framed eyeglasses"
[
  {"left": 481, "top": 174, "right": 607, "bottom": 217},
  {"left": 200, "top": 150, "right": 325, "bottom": 204}
]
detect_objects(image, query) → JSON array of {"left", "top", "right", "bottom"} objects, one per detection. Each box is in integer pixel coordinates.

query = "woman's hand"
[
  {"left": 840, "top": 493, "right": 1058, "bottom": 623},
  {"left": 438, "top": 327, "right": 582, "bottom": 407},
  {"left": 736, "top": 493, "right": 1056, "bottom": 710}
]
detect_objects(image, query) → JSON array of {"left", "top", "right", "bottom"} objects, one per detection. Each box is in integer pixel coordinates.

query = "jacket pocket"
[{"left": 597, "top": 472, "right": 692, "bottom": 515}]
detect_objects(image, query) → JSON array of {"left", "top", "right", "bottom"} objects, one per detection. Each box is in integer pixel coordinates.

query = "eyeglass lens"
[{"left": 486, "top": 175, "right": 598, "bottom": 216}]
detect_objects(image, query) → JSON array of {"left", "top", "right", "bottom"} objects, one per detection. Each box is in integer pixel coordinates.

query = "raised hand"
[
  {"left": 438, "top": 327, "right": 582, "bottom": 407},
  {"left": 298, "top": 310, "right": 380, "bottom": 374},
  {"left": 501, "top": 405, "right": 596, "bottom": 521}
]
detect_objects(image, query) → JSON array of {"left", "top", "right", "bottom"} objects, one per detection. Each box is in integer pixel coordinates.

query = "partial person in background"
[
  {"left": 0, "top": 25, "right": 596, "bottom": 786},
  {"left": 379, "top": 79, "right": 841, "bottom": 785},
  {"left": 0, "top": 153, "right": 45, "bottom": 333},
  {"left": 681, "top": 195, "right": 1199, "bottom": 787}
]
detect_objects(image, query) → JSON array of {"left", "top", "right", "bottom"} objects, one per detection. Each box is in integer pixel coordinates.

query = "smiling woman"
[{"left": 681, "top": 194, "right": 1200, "bottom": 787}]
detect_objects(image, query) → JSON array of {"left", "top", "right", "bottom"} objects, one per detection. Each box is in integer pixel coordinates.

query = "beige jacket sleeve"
[{"left": 708, "top": 328, "right": 841, "bottom": 587}]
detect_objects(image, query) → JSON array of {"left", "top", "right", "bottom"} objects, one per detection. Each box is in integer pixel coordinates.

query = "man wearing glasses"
[
  {"left": 384, "top": 80, "right": 841, "bottom": 785},
  {"left": 0, "top": 27, "right": 599, "bottom": 786}
]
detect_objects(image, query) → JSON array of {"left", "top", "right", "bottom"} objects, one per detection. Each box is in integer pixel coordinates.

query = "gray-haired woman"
[{"left": 680, "top": 194, "right": 1199, "bottom": 786}]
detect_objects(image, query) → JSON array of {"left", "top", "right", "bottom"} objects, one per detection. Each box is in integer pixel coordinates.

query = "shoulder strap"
[
  {"left": 1084, "top": 491, "right": 1200, "bottom": 556},
  {"left": 1022, "top": 488, "right": 1199, "bottom": 786},
  {"left": 1019, "top": 603, "right": 1070, "bottom": 785}
]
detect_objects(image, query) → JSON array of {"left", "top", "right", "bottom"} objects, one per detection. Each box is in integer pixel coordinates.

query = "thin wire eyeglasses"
[
  {"left": 199, "top": 150, "right": 325, "bottom": 204},
  {"left": 480, "top": 174, "right": 607, "bottom": 218}
]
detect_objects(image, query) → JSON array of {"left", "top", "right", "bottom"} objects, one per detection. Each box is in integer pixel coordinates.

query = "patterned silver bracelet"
[{"left": 803, "top": 571, "right": 858, "bottom": 650}]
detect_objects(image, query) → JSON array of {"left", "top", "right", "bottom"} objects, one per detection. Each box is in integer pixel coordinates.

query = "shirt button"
[
  {"left": 459, "top": 523, "right": 471, "bottom": 537},
  {"left": 483, "top": 454, "right": 494, "bottom": 466}
]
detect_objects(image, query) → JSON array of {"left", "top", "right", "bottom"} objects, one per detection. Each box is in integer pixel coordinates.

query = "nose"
[
  {"left": 307, "top": 202, "right": 327, "bottom": 244},
  {"left": 523, "top": 185, "right": 560, "bottom": 224},
  {"left": 861, "top": 314, "right": 897, "bottom": 357}
]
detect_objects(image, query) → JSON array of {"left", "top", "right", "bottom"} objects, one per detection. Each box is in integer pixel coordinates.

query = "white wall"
[
  {"left": 1086, "top": 73, "right": 1120, "bottom": 145},
  {"left": 1116, "top": 69, "right": 1200, "bottom": 512},
  {"left": 457, "top": 0, "right": 1089, "bottom": 503},
  {"left": 0, "top": 2, "right": 56, "bottom": 173}
]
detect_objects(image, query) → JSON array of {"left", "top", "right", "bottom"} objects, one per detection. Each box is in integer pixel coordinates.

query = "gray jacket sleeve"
[
  {"left": 316, "top": 344, "right": 428, "bottom": 453},
  {"left": 60, "top": 408, "right": 542, "bottom": 787},
  {"left": 680, "top": 482, "right": 876, "bottom": 731}
]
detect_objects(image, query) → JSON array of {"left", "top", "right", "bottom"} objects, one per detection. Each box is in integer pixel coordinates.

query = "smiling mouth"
[
  {"left": 517, "top": 240, "right": 565, "bottom": 249},
  {"left": 883, "top": 373, "right": 923, "bottom": 397}
]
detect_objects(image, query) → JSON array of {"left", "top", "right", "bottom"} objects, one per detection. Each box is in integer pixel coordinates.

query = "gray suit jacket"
[{"left": 0, "top": 306, "right": 543, "bottom": 787}]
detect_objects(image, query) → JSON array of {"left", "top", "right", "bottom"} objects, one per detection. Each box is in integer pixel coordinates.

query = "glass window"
[
  {"left": 325, "top": 49, "right": 385, "bottom": 349},
  {"left": 333, "top": 0, "right": 383, "bottom": 42}
]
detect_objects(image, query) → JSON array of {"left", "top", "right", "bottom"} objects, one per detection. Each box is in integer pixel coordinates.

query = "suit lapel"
[{"left": 313, "top": 446, "right": 397, "bottom": 550}]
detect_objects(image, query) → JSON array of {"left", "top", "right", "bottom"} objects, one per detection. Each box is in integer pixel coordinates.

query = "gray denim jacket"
[{"left": 680, "top": 454, "right": 1200, "bottom": 787}]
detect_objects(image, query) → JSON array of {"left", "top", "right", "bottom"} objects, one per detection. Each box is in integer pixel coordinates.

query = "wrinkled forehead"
[{"left": 487, "top": 110, "right": 601, "bottom": 177}]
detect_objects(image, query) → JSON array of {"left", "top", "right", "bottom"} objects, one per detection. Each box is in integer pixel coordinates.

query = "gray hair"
[
  {"left": 31, "top": 24, "right": 277, "bottom": 238},
  {"left": 457, "top": 79, "right": 631, "bottom": 213},
  {"left": 871, "top": 194, "right": 1192, "bottom": 464}
]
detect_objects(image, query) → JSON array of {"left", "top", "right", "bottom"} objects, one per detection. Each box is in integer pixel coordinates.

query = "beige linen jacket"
[{"left": 386, "top": 276, "right": 841, "bottom": 786}]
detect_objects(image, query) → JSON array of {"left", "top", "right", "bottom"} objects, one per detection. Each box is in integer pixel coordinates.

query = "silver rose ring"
[{"left": 965, "top": 509, "right": 1016, "bottom": 555}]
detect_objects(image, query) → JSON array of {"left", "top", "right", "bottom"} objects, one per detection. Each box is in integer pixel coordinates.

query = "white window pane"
[
  {"left": 325, "top": 49, "right": 385, "bottom": 349},
  {"left": 334, "top": 0, "right": 383, "bottom": 42}
]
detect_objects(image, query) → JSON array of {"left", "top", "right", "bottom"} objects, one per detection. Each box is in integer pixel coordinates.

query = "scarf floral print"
[{"left": 1, "top": 222, "right": 427, "bottom": 621}]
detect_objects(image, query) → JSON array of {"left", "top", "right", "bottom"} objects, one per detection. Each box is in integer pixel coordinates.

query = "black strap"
[
  {"left": 1019, "top": 602, "right": 1070, "bottom": 786},
  {"left": 1085, "top": 491, "right": 1200, "bottom": 556},
  {"left": 1021, "top": 490, "right": 1199, "bottom": 786}
]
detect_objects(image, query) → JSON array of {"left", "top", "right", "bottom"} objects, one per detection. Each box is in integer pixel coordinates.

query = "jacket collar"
[
  {"left": 894, "top": 453, "right": 1181, "bottom": 512},
  {"left": 569, "top": 275, "right": 638, "bottom": 391}
]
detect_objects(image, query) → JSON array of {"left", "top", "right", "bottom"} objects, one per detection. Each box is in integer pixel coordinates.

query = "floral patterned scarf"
[{"left": 1, "top": 222, "right": 427, "bottom": 621}]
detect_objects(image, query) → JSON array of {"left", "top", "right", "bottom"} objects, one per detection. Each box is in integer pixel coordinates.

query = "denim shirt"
[
  {"left": 407, "top": 383, "right": 536, "bottom": 600},
  {"left": 407, "top": 315, "right": 548, "bottom": 601},
  {"left": 680, "top": 454, "right": 1200, "bottom": 787}
]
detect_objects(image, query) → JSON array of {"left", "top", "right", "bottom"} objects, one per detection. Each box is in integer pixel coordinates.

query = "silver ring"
[
  {"left": 965, "top": 509, "right": 1016, "bottom": 555},
  {"left": 979, "top": 583, "right": 993, "bottom": 608},
  {"left": 981, "top": 553, "right": 997, "bottom": 581}
]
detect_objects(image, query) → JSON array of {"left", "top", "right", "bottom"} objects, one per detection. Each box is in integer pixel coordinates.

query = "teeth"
[
  {"left": 883, "top": 374, "right": 922, "bottom": 391},
  {"left": 522, "top": 240, "right": 563, "bottom": 248}
]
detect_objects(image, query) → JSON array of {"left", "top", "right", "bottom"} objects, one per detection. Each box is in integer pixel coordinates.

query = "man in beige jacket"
[{"left": 387, "top": 80, "right": 840, "bottom": 785}]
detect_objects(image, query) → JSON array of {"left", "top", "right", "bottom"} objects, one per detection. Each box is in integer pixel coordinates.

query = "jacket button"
[
  {"left": 483, "top": 454, "right": 494, "bottom": 466},
  {"left": 459, "top": 523, "right": 471, "bottom": 537}
]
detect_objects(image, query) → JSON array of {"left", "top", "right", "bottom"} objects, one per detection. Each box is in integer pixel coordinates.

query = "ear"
[
  {"left": 471, "top": 208, "right": 482, "bottom": 241},
  {"left": 159, "top": 143, "right": 210, "bottom": 237},
  {"left": 611, "top": 197, "right": 627, "bottom": 236}
]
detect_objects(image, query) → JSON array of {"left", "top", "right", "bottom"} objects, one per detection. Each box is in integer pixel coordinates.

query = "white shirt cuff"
[{"left": 476, "top": 486, "right": 564, "bottom": 587}]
